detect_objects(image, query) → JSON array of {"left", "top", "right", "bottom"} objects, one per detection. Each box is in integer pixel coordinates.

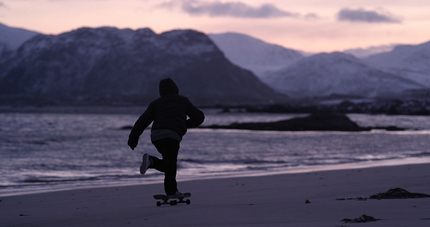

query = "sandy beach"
[{"left": 1, "top": 163, "right": 430, "bottom": 227}]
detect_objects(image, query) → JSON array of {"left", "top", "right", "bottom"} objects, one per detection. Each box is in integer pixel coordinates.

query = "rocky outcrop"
[
  {"left": 370, "top": 188, "right": 430, "bottom": 199},
  {"left": 205, "top": 113, "right": 405, "bottom": 131}
]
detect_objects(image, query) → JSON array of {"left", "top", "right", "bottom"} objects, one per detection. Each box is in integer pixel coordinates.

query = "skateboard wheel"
[
  {"left": 156, "top": 201, "right": 161, "bottom": 207},
  {"left": 186, "top": 199, "right": 191, "bottom": 205},
  {"left": 170, "top": 200, "right": 177, "bottom": 206}
]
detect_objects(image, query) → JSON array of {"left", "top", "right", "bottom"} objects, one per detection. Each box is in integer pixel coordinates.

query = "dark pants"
[{"left": 151, "top": 138, "right": 180, "bottom": 195}]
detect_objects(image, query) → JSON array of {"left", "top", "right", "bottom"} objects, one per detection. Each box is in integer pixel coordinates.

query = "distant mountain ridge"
[
  {"left": 363, "top": 41, "right": 430, "bottom": 86},
  {"left": 1, "top": 23, "right": 430, "bottom": 105},
  {"left": 343, "top": 44, "right": 398, "bottom": 58},
  {"left": 0, "top": 27, "right": 284, "bottom": 106},
  {"left": 208, "top": 32, "right": 304, "bottom": 78},
  {"left": 0, "top": 23, "right": 39, "bottom": 53},
  {"left": 263, "top": 52, "right": 423, "bottom": 99},
  {"left": 210, "top": 32, "right": 430, "bottom": 100}
]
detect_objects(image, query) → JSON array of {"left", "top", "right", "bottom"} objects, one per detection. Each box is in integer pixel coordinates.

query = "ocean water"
[{"left": 1, "top": 107, "right": 430, "bottom": 196}]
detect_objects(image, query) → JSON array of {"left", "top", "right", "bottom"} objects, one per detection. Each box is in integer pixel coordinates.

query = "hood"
[{"left": 159, "top": 78, "right": 179, "bottom": 97}]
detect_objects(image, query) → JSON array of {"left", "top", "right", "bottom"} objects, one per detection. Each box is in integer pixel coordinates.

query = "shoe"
[
  {"left": 167, "top": 191, "right": 188, "bottom": 197},
  {"left": 140, "top": 153, "right": 151, "bottom": 175}
]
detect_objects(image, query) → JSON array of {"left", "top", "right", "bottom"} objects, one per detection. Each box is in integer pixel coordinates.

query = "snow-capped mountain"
[
  {"left": 363, "top": 41, "right": 430, "bottom": 86},
  {"left": 263, "top": 52, "right": 423, "bottom": 99},
  {"left": 210, "top": 32, "right": 430, "bottom": 100},
  {"left": 2, "top": 24, "right": 429, "bottom": 105},
  {"left": 208, "top": 32, "right": 304, "bottom": 79},
  {"left": 0, "top": 27, "right": 283, "bottom": 105},
  {"left": 343, "top": 44, "right": 398, "bottom": 58},
  {"left": 0, "top": 22, "right": 39, "bottom": 53}
]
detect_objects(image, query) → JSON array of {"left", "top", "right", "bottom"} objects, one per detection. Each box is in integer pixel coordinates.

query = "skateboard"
[{"left": 153, "top": 192, "right": 191, "bottom": 206}]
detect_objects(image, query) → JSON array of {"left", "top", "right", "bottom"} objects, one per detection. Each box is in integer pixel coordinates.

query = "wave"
[
  {"left": 180, "top": 158, "right": 287, "bottom": 165},
  {"left": 23, "top": 176, "right": 100, "bottom": 184}
]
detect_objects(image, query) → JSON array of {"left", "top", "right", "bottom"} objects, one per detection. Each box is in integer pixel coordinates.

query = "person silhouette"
[{"left": 128, "top": 78, "right": 205, "bottom": 196}]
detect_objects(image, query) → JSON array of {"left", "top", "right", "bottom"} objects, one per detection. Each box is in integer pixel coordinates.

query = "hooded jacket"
[{"left": 128, "top": 78, "right": 205, "bottom": 148}]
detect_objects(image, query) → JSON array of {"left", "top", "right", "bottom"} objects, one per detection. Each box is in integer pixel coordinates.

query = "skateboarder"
[{"left": 127, "top": 78, "right": 205, "bottom": 196}]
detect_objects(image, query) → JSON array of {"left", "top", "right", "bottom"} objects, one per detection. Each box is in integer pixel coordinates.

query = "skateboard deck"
[{"left": 153, "top": 192, "right": 191, "bottom": 206}]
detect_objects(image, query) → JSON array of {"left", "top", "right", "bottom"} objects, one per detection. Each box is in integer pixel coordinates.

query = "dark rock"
[
  {"left": 370, "top": 188, "right": 430, "bottom": 199},
  {"left": 205, "top": 113, "right": 405, "bottom": 131},
  {"left": 342, "top": 214, "right": 380, "bottom": 223}
]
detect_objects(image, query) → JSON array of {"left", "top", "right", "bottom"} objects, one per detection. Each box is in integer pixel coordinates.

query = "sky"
[{"left": 0, "top": 0, "right": 429, "bottom": 53}]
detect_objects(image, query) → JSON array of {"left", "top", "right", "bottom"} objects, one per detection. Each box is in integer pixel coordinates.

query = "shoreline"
[
  {"left": 2, "top": 157, "right": 430, "bottom": 197},
  {"left": 2, "top": 162, "right": 430, "bottom": 227}
]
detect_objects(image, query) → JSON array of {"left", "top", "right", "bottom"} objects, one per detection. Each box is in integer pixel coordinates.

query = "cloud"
[
  {"left": 337, "top": 8, "right": 401, "bottom": 23},
  {"left": 158, "top": 0, "right": 299, "bottom": 19},
  {"left": 0, "top": 2, "right": 5, "bottom": 8}
]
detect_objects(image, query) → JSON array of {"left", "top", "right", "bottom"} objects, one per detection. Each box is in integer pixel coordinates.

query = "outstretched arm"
[{"left": 128, "top": 106, "right": 154, "bottom": 150}]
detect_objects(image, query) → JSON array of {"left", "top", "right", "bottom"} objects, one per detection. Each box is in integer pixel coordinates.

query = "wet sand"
[{"left": 1, "top": 163, "right": 430, "bottom": 227}]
